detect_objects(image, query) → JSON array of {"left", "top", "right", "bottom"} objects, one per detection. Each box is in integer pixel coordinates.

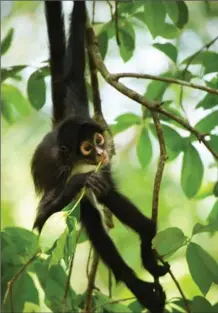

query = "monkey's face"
[{"left": 79, "top": 132, "right": 109, "bottom": 165}]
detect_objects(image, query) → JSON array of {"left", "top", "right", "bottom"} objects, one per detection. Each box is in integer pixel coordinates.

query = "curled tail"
[
  {"left": 45, "top": 1, "right": 66, "bottom": 125},
  {"left": 64, "top": 1, "right": 89, "bottom": 118}
]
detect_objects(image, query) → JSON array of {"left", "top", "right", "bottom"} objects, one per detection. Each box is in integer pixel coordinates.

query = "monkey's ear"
[{"left": 57, "top": 120, "right": 79, "bottom": 152}]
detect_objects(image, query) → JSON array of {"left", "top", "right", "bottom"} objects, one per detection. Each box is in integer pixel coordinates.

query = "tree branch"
[
  {"left": 84, "top": 251, "right": 100, "bottom": 313},
  {"left": 86, "top": 25, "right": 218, "bottom": 160},
  {"left": 114, "top": 0, "right": 120, "bottom": 46},
  {"left": 3, "top": 251, "right": 40, "bottom": 313},
  {"left": 113, "top": 72, "right": 218, "bottom": 96},
  {"left": 151, "top": 113, "right": 168, "bottom": 229}
]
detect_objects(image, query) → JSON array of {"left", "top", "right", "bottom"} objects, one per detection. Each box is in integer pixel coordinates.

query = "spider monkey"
[{"left": 31, "top": 1, "right": 168, "bottom": 312}]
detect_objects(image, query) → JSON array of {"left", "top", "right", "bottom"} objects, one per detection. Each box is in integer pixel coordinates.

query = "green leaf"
[
  {"left": 64, "top": 216, "right": 77, "bottom": 268},
  {"left": 1, "top": 28, "right": 14, "bottom": 55},
  {"left": 2, "top": 227, "right": 39, "bottom": 263},
  {"left": 144, "top": 1, "right": 166, "bottom": 39},
  {"left": 192, "top": 221, "right": 218, "bottom": 235},
  {"left": 159, "top": 124, "right": 184, "bottom": 161},
  {"left": 110, "top": 113, "right": 141, "bottom": 135},
  {"left": 181, "top": 144, "right": 204, "bottom": 198},
  {"left": 182, "top": 51, "right": 218, "bottom": 75},
  {"left": 213, "top": 181, "right": 218, "bottom": 197},
  {"left": 49, "top": 228, "right": 69, "bottom": 267},
  {"left": 191, "top": 296, "right": 213, "bottom": 313},
  {"left": 164, "top": 2, "right": 179, "bottom": 26},
  {"left": 145, "top": 78, "right": 168, "bottom": 101},
  {"left": 119, "top": 1, "right": 143, "bottom": 15},
  {"left": 186, "top": 243, "right": 218, "bottom": 295},
  {"left": 128, "top": 300, "right": 143, "bottom": 312},
  {"left": 152, "top": 227, "right": 186, "bottom": 256},
  {"left": 27, "top": 71, "right": 46, "bottom": 110},
  {"left": 208, "top": 200, "right": 218, "bottom": 224},
  {"left": 119, "top": 19, "right": 135, "bottom": 62},
  {"left": 39, "top": 212, "right": 68, "bottom": 252},
  {"left": 194, "top": 182, "right": 215, "bottom": 200},
  {"left": 136, "top": 127, "right": 152, "bottom": 168},
  {"left": 1, "top": 83, "right": 31, "bottom": 120},
  {"left": 196, "top": 76, "right": 218, "bottom": 110},
  {"left": 158, "top": 23, "right": 180, "bottom": 39},
  {"left": 153, "top": 43, "right": 178, "bottom": 63},
  {"left": 44, "top": 265, "right": 77, "bottom": 312},
  {"left": 195, "top": 110, "right": 218, "bottom": 133},
  {"left": 98, "top": 29, "right": 108, "bottom": 60},
  {"left": 176, "top": 1, "right": 189, "bottom": 29}
]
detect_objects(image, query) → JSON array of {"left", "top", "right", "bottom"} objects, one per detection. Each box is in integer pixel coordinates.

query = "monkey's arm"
[
  {"left": 80, "top": 198, "right": 166, "bottom": 313},
  {"left": 34, "top": 172, "right": 90, "bottom": 232},
  {"left": 86, "top": 172, "right": 169, "bottom": 278}
]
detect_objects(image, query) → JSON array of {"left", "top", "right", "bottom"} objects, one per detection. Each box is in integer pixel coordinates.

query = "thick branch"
[
  {"left": 86, "top": 25, "right": 218, "bottom": 160},
  {"left": 151, "top": 113, "right": 168, "bottom": 229},
  {"left": 113, "top": 72, "right": 218, "bottom": 96}
]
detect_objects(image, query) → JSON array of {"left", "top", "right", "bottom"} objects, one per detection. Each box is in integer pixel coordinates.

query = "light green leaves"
[
  {"left": 186, "top": 243, "right": 218, "bottom": 295},
  {"left": 144, "top": 1, "right": 166, "bottom": 39},
  {"left": 137, "top": 126, "right": 152, "bottom": 168},
  {"left": 39, "top": 212, "right": 68, "bottom": 252},
  {"left": 1, "top": 83, "right": 31, "bottom": 123},
  {"left": 181, "top": 144, "right": 204, "bottom": 198},
  {"left": 195, "top": 110, "right": 218, "bottom": 133},
  {"left": 110, "top": 113, "right": 140, "bottom": 135},
  {"left": 153, "top": 43, "right": 178, "bottom": 63},
  {"left": 1, "top": 28, "right": 14, "bottom": 55},
  {"left": 27, "top": 70, "right": 46, "bottom": 110},
  {"left": 152, "top": 227, "right": 187, "bottom": 256}
]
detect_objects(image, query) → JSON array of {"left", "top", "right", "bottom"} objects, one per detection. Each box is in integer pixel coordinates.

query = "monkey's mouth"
[{"left": 97, "top": 152, "right": 109, "bottom": 165}]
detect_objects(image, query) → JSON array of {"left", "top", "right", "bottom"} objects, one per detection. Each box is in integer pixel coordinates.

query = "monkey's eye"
[
  {"left": 80, "top": 142, "right": 92, "bottom": 156},
  {"left": 94, "top": 133, "right": 105, "bottom": 146}
]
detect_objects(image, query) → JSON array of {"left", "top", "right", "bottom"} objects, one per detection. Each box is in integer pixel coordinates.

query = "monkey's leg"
[
  {"left": 98, "top": 190, "right": 169, "bottom": 278},
  {"left": 80, "top": 198, "right": 166, "bottom": 313}
]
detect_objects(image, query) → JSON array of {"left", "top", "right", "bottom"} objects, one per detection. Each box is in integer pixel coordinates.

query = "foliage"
[{"left": 1, "top": 1, "right": 218, "bottom": 312}]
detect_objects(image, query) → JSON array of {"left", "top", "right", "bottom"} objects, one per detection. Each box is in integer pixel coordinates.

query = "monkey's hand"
[{"left": 85, "top": 171, "right": 111, "bottom": 199}]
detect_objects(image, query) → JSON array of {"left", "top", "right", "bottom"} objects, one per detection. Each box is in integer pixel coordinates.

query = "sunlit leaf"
[
  {"left": 195, "top": 110, "right": 218, "bottom": 133},
  {"left": 39, "top": 212, "right": 68, "bottom": 252},
  {"left": 194, "top": 182, "right": 215, "bottom": 199},
  {"left": 1, "top": 28, "right": 14, "bottom": 55},
  {"left": 27, "top": 70, "right": 46, "bottom": 110},
  {"left": 144, "top": 1, "right": 166, "bottom": 38},
  {"left": 158, "top": 23, "right": 180, "bottom": 39},
  {"left": 181, "top": 144, "right": 204, "bottom": 198},
  {"left": 186, "top": 243, "right": 218, "bottom": 295},
  {"left": 1, "top": 83, "right": 31, "bottom": 122},
  {"left": 152, "top": 227, "right": 186, "bottom": 256},
  {"left": 153, "top": 43, "right": 178, "bottom": 63},
  {"left": 49, "top": 229, "right": 69, "bottom": 267},
  {"left": 110, "top": 113, "right": 141, "bottom": 135},
  {"left": 136, "top": 126, "right": 152, "bottom": 168}
]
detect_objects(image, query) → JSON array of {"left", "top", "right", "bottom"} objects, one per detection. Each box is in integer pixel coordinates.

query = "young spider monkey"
[{"left": 31, "top": 1, "right": 168, "bottom": 312}]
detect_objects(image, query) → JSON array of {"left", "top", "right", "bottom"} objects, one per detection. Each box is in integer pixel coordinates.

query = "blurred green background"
[{"left": 1, "top": 1, "right": 218, "bottom": 312}]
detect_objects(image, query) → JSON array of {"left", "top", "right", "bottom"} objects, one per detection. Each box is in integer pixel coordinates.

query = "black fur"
[{"left": 31, "top": 2, "right": 168, "bottom": 311}]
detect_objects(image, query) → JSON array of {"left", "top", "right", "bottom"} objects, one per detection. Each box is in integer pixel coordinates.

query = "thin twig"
[
  {"left": 84, "top": 251, "right": 100, "bottom": 313},
  {"left": 151, "top": 113, "right": 168, "bottom": 230},
  {"left": 3, "top": 251, "right": 41, "bottom": 312},
  {"left": 86, "top": 25, "right": 218, "bottom": 160},
  {"left": 114, "top": 0, "right": 120, "bottom": 46},
  {"left": 86, "top": 245, "right": 93, "bottom": 278},
  {"left": 62, "top": 227, "right": 83, "bottom": 313},
  {"left": 168, "top": 268, "right": 191, "bottom": 313},
  {"left": 113, "top": 72, "right": 218, "bottom": 95},
  {"left": 94, "top": 296, "right": 135, "bottom": 310}
]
